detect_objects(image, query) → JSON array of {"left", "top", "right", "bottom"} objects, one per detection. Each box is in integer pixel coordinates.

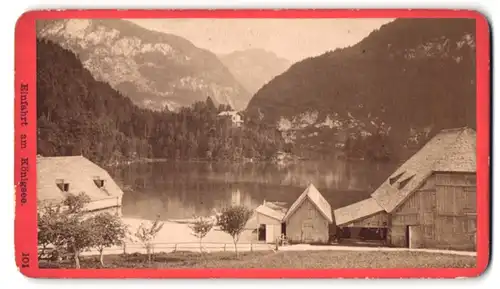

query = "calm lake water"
[{"left": 108, "top": 160, "right": 398, "bottom": 221}]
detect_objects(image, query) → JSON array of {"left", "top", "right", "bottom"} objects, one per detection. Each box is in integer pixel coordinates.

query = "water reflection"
[{"left": 108, "top": 160, "right": 397, "bottom": 221}]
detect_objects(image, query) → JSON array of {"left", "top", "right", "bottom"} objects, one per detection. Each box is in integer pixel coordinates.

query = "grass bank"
[{"left": 40, "top": 250, "right": 476, "bottom": 269}]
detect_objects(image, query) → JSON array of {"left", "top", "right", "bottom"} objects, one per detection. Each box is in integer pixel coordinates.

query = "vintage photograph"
[{"left": 35, "top": 17, "right": 478, "bottom": 269}]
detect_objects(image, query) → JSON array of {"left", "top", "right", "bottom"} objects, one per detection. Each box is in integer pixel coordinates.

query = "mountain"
[
  {"left": 246, "top": 18, "right": 477, "bottom": 161},
  {"left": 37, "top": 38, "right": 153, "bottom": 164},
  {"left": 36, "top": 39, "right": 284, "bottom": 166},
  {"left": 36, "top": 19, "right": 250, "bottom": 111},
  {"left": 219, "top": 48, "right": 291, "bottom": 99}
]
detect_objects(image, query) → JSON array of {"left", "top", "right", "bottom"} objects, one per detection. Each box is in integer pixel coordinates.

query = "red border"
[{"left": 14, "top": 9, "right": 491, "bottom": 279}]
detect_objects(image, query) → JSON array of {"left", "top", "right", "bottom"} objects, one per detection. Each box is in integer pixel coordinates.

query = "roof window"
[
  {"left": 389, "top": 172, "right": 405, "bottom": 185},
  {"left": 56, "top": 179, "right": 70, "bottom": 192},
  {"left": 398, "top": 175, "right": 415, "bottom": 189},
  {"left": 93, "top": 176, "right": 105, "bottom": 188}
]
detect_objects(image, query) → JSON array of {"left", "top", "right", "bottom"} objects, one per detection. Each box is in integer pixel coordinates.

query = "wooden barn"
[
  {"left": 283, "top": 184, "right": 333, "bottom": 244},
  {"left": 37, "top": 155, "right": 124, "bottom": 216},
  {"left": 334, "top": 127, "right": 477, "bottom": 251}
]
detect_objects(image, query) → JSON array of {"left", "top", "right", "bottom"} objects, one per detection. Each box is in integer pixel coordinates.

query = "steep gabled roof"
[
  {"left": 283, "top": 184, "right": 333, "bottom": 223},
  {"left": 333, "top": 197, "right": 385, "bottom": 226},
  {"left": 371, "top": 127, "right": 476, "bottom": 213},
  {"left": 37, "top": 156, "right": 124, "bottom": 207}
]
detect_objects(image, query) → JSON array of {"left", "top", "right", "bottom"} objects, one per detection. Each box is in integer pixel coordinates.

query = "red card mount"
[{"left": 14, "top": 9, "right": 490, "bottom": 279}]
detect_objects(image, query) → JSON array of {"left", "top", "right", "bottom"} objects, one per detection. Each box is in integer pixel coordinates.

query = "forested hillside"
[
  {"left": 37, "top": 39, "right": 285, "bottom": 166},
  {"left": 246, "top": 18, "right": 476, "bottom": 161}
]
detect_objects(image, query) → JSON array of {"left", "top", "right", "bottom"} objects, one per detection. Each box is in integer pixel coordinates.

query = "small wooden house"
[
  {"left": 283, "top": 184, "right": 333, "bottom": 244},
  {"left": 37, "top": 155, "right": 124, "bottom": 216},
  {"left": 334, "top": 127, "right": 477, "bottom": 251},
  {"left": 252, "top": 201, "right": 287, "bottom": 243}
]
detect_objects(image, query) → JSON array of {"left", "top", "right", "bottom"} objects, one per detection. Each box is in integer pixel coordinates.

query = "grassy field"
[{"left": 40, "top": 250, "right": 476, "bottom": 269}]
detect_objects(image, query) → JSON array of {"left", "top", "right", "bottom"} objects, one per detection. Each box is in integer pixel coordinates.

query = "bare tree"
[
  {"left": 189, "top": 216, "right": 214, "bottom": 253},
  {"left": 134, "top": 215, "right": 165, "bottom": 263}
]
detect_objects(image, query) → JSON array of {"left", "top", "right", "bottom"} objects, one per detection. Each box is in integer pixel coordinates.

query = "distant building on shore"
[
  {"left": 37, "top": 155, "right": 123, "bottom": 216},
  {"left": 334, "top": 127, "right": 477, "bottom": 251},
  {"left": 217, "top": 110, "right": 244, "bottom": 127}
]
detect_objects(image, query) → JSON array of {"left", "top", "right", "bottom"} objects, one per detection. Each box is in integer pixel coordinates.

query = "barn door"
[
  {"left": 408, "top": 225, "right": 423, "bottom": 249},
  {"left": 302, "top": 223, "right": 313, "bottom": 242},
  {"left": 266, "top": 225, "right": 274, "bottom": 243}
]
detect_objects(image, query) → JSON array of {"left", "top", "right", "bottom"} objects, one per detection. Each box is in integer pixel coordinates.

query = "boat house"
[
  {"left": 252, "top": 201, "right": 287, "bottom": 243},
  {"left": 283, "top": 184, "right": 333, "bottom": 244},
  {"left": 37, "top": 155, "right": 124, "bottom": 216},
  {"left": 334, "top": 127, "right": 477, "bottom": 251}
]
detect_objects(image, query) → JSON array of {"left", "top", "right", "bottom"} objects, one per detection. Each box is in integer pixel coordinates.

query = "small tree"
[
  {"left": 90, "top": 212, "right": 127, "bottom": 266},
  {"left": 216, "top": 205, "right": 253, "bottom": 257},
  {"left": 61, "top": 213, "right": 94, "bottom": 269},
  {"left": 61, "top": 192, "right": 94, "bottom": 269},
  {"left": 64, "top": 192, "right": 91, "bottom": 214},
  {"left": 189, "top": 216, "right": 214, "bottom": 253},
  {"left": 134, "top": 215, "right": 165, "bottom": 263},
  {"left": 38, "top": 202, "right": 69, "bottom": 260},
  {"left": 37, "top": 192, "right": 94, "bottom": 268}
]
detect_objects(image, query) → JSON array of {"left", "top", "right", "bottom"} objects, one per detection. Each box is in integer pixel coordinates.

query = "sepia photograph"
[{"left": 33, "top": 16, "right": 479, "bottom": 271}]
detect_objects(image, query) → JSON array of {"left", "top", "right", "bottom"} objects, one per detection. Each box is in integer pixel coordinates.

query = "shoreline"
[{"left": 106, "top": 156, "right": 395, "bottom": 168}]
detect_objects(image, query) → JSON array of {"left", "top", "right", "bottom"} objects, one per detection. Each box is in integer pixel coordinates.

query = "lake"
[{"left": 108, "top": 160, "right": 398, "bottom": 221}]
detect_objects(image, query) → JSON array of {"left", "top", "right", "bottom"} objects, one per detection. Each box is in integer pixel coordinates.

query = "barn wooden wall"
[
  {"left": 389, "top": 172, "right": 476, "bottom": 251},
  {"left": 434, "top": 172, "right": 476, "bottom": 251},
  {"left": 286, "top": 198, "right": 329, "bottom": 244}
]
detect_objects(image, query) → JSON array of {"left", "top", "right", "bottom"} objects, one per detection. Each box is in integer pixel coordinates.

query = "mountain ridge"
[
  {"left": 246, "top": 18, "right": 476, "bottom": 161},
  {"left": 219, "top": 48, "right": 291, "bottom": 102},
  {"left": 37, "top": 19, "right": 250, "bottom": 111}
]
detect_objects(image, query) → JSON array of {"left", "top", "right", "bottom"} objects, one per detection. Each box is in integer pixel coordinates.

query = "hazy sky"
[{"left": 130, "top": 18, "right": 394, "bottom": 62}]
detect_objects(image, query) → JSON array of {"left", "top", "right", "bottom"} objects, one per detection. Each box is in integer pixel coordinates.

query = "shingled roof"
[
  {"left": 371, "top": 127, "right": 476, "bottom": 213},
  {"left": 333, "top": 197, "right": 385, "bottom": 226},
  {"left": 255, "top": 203, "right": 286, "bottom": 221},
  {"left": 283, "top": 183, "right": 333, "bottom": 223},
  {"left": 37, "top": 156, "right": 124, "bottom": 209}
]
